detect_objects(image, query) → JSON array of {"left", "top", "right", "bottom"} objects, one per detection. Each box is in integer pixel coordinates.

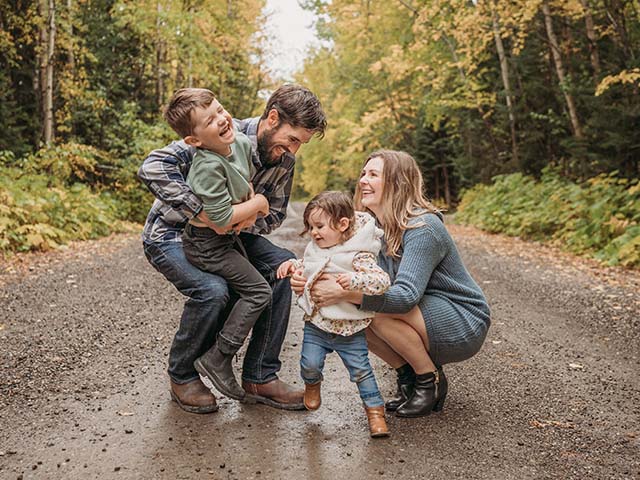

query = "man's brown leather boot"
[
  {"left": 241, "top": 379, "right": 305, "bottom": 410},
  {"left": 365, "top": 406, "right": 390, "bottom": 438},
  {"left": 303, "top": 382, "right": 321, "bottom": 411},
  {"left": 170, "top": 378, "right": 218, "bottom": 414}
]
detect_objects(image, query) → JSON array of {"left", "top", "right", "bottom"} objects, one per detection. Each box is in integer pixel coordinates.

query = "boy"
[{"left": 164, "top": 88, "right": 272, "bottom": 402}]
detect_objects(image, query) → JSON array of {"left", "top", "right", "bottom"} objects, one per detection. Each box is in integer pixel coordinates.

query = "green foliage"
[
  {"left": 0, "top": 134, "right": 160, "bottom": 254},
  {"left": 298, "top": 0, "right": 640, "bottom": 200},
  {"left": 456, "top": 170, "right": 640, "bottom": 268},
  {"left": 22, "top": 142, "right": 113, "bottom": 185},
  {"left": 0, "top": 166, "right": 134, "bottom": 253},
  {"left": 0, "top": 0, "right": 272, "bottom": 253}
]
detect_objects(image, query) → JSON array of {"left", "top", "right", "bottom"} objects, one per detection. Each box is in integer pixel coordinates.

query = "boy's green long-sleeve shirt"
[{"left": 186, "top": 131, "right": 254, "bottom": 228}]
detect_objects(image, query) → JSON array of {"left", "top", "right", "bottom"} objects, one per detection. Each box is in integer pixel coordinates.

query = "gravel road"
[{"left": 1, "top": 203, "right": 638, "bottom": 480}]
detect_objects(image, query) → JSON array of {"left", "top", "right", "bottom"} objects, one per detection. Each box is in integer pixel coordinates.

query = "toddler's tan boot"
[
  {"left": 304, "top": 382, "right": 321, "bottom": 410},
  {"left": 365, "top": 406, "right": 390, "bottom": 438}
]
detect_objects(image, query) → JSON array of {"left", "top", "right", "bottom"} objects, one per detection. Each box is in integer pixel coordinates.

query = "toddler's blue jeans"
[{"left": 300, "top": 322, "right": 384, "bottom": 408}]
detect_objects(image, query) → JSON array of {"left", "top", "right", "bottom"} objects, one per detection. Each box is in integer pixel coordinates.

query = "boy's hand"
[
  {"left": 196, "top": 211, "right": 232, "bottom": 234},
  {"left": 232, "top": 214, "right": 257, "bottom": 233},
  {"left": 254, "top": 193, "right": 270, "bottom": 216},
  {"left": 336, "top": 273, "right": 352, "bottom": 290},
  {"left": 277, "top": 260, "right": 295, "bottom": 279}
]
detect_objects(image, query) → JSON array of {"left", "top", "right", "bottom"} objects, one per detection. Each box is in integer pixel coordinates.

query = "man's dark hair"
[{"left": 261, "top": 84, "right": 327, "bottom": 138}]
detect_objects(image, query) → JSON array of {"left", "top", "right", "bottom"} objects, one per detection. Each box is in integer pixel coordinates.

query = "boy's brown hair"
[
  {"left": 164, "top": 88, "right": 216, "bottom": 138},
  {"left": 301, "top": 191, "right": 355, "bottom": 238}
]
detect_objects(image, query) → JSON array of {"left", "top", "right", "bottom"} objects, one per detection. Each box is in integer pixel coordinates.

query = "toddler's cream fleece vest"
[{"left": 298, "top": 211, "right": 383, "bottom": 323}]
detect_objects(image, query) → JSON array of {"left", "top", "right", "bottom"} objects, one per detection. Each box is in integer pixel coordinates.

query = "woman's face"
[{"left": 359, "top": 156, "right": 384, "bottom": 215}]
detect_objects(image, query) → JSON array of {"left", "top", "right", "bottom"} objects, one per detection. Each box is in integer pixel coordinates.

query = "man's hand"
[
  {"left": 336, "top": 273, "right": 352, "bottom": 290},
  {"left": 277, "top": 260, "right": 296, "bottom": 279}
]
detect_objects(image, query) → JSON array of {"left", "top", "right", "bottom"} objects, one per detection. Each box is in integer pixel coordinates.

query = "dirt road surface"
[{"left": 1, "top": 203, "right": 639, "bottom": 479}]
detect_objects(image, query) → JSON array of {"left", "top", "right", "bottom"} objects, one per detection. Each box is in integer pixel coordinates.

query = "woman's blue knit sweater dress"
[{"left": 360, "top": 212, "right": 490, "bottom": 365}]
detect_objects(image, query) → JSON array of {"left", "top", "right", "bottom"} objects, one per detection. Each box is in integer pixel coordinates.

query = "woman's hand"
[
  {"left": 290, "top": 270, "right": 307, "bottom": 295},
  {"left": 310, "top": 274, "right": 353, "bottom": 307}
]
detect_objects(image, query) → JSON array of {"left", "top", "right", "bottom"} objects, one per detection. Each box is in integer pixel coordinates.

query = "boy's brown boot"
[
  {"left": 304, "top": 382, "right": 321, "bottom": 410},
  {"left": 365, "top": 406, "right": 390, "bottom": 438}
]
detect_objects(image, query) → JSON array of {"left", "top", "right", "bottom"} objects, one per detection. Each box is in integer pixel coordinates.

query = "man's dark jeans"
[{"left": 143, "top": 232, "right": 295, "bottom": 384}]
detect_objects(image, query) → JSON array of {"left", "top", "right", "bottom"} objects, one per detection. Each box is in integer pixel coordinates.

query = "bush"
[
  {"left": 0, "top": 120, "right": 173, "bottom": 254},
  {"left": 456, "top": 169, "right": 640, "bottom": 268},
  {"left": 0, "top": 167, "right": 134, "bottom": 252}
]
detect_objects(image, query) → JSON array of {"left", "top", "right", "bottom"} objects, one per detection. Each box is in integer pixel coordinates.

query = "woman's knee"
[{"left": 368, "top": 316, "right": 385, "bottom": 333}]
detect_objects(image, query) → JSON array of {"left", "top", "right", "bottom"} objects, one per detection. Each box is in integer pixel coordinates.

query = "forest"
[{"left": 1, "top": 0, "right": 639, "bottom": 266}]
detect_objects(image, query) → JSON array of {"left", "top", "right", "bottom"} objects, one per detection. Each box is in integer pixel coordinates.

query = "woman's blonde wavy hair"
[{"left": 354, "top": 150, "right": 440, "bottom": 258}]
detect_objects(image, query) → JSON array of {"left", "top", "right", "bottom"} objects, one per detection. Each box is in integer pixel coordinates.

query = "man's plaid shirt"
[{"left": 138, "top": 117, "right": 295, "bottom": 243}]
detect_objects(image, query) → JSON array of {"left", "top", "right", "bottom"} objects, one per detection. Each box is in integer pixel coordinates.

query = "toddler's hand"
[
  {"left": 336, "top": 273, "right": 352, "bottom": 290},
  {"left": 290, "top": 269, "right": 307, "bottom": 295},
  {"left": 277, "top": 260, "right": 295, "bottom": 279}
]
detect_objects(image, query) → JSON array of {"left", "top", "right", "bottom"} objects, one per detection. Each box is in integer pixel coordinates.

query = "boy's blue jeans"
[{"left": 300, "top": 322, "right": 384, "bottom": 408}]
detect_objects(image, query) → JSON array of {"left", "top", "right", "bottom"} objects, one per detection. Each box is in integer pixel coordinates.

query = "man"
[{"left": 138, "top": 84, "right": 326, "bottom": 413}]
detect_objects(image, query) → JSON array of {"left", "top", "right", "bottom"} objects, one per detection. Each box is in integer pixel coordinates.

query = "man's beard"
[{"left": 257, "top": 127, "right": 279, "bottom": 165}]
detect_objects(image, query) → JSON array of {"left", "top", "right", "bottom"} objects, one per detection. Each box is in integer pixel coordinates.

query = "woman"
[{"left": 292, "top": 150, "right": 490, "bottom": 417}]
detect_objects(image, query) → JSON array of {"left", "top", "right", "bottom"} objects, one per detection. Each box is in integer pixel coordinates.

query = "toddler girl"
[{"left": 277, "top": 191, "right": 391, "bottom": 437}]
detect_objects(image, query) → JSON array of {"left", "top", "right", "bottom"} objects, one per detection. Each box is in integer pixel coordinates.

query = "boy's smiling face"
[{"left": 186, "top": 99, "right": 235, "bottom": 155}]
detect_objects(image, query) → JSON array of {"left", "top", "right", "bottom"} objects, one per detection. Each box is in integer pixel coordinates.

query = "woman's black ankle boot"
[
  {"left": 385, "top": 364, "right": 416, "bottom": 412},
  {"left": 396, "top": 368, "right": 447, "bottom": 418},
  {"left": 433, "top": 366, "right": 448, "bottom": 413}
]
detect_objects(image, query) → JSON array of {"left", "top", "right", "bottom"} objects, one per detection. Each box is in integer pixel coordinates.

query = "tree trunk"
[
  {"left": 36, "top": 0, "right": 46, "bottom": 144},
  {"left": 442, "top": 165, "right": 451, "bottom": 210},
  {"left": 579, "top": 0, "right": 601, "bottom": 81},
  {"left": 542, "top": 1, "right": 584, "bottom": 139},
  {"left": 66, "top": 0, "right": 75, "bottom": 135},
  {"left": 491, "top": 4, "right": 519, "bottom": 165},
  {"left": 605, "top": 0, "right": 635, "bottom": 62},
  {"left": 39, "top": 0, "right": 56, "bottom": 146},
  {"left": 155, "top": 1, "right": 164, "bottom": 109},
  {"left": 66, "top": 0, "right": 74, "bottom": 74}
]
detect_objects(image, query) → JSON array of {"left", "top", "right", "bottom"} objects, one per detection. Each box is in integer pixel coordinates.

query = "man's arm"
[
  {"left": 137, "top": 141, "right": 203, "bottom": 220},
  {"left": 248, "top": 153, "right": 295, "bottom": 235}
]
